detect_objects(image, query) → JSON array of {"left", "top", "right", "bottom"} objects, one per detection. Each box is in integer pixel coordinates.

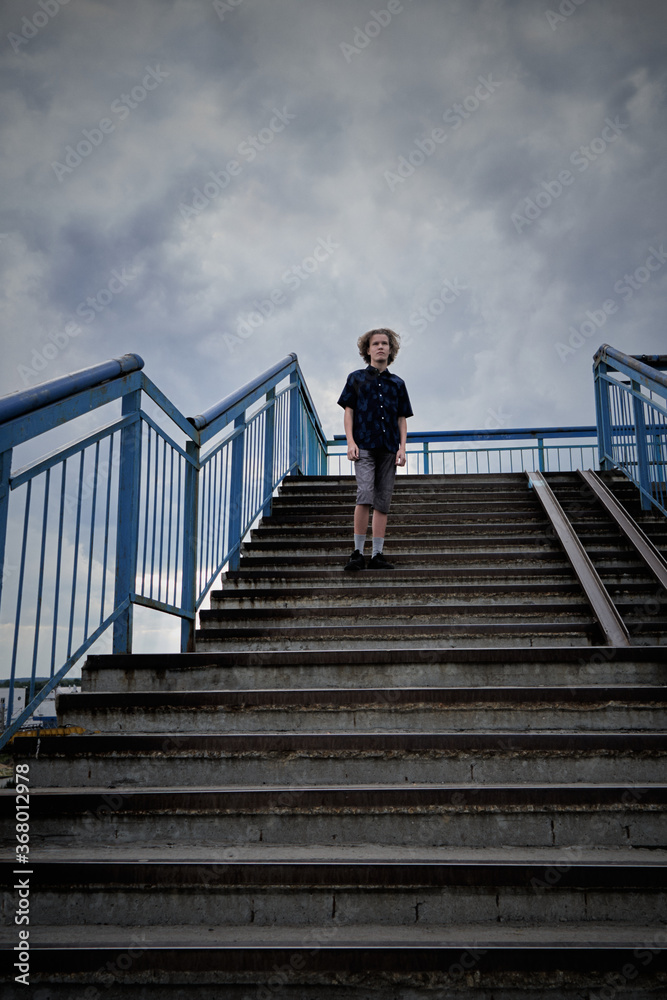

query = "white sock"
[
  {"left": 354, "top": 534, "right": 366, "bottom": 553},
  {"left": 372, "top": 537, "right": 384, "bottom": 557}
]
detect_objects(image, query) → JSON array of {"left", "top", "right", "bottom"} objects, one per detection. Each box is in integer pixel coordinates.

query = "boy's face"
[{"left": 368, "top": 334, "right": 390, "bottom": 367}]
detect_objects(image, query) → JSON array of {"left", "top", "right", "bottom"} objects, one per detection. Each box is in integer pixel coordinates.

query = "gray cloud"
[{"left": 0, "top": 0, "right": 666, "bottom": 440}]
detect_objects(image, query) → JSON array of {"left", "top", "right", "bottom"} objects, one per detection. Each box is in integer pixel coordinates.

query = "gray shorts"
[{"left": 354, "top": 448, "right": 397, "bottom": 513}]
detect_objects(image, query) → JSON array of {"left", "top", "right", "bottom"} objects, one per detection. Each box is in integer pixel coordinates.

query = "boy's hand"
[
  {"left": 396, "top": 448, "right": 406, "bottom": 467},
  {"left": 347, "top": 442, "right": 359, "bottom": 461}
]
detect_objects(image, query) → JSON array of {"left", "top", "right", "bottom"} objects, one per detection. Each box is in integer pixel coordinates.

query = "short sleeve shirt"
[{"left": 337, "top": 366, "right": 413, "bottom": 451}]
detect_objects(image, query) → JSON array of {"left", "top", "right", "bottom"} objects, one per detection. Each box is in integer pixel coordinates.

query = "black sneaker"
[
  {"left": 344, "top": 549, "right": 366, "bottom": 572},
  {"left": 368, "top": 551, "right": 394, "bottom": 570}
]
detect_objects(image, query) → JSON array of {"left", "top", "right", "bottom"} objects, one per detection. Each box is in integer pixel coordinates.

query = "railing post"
[
  {"left": 0, "top": 448, "right": 11, "bottom": 726},
  {"left": 228, "top": 413, "right": 245, "bottom": 572},
  {"left": 263, "top": 389, "right": 275, "bottom": 517},
  {"left": 422, "top": 441, "right": 430, "bottom": 475},
  {"left": 594, "top": 363, "right": 613, "bottom": 470},
  {"left": 113, "top": 390, "right": 142, "bottom": 654},
  {"left": 537, "top": 437, "right": 545, "bottom": 472},
  {"left": 0, "top": 448, "right": 11, "bottom": 618},
  {"left": 181, "top": 438, "right": 200, "bottom": 653},
  {"left": 632, "top": 380, "right": 652, "bottom": 510},
  {"left": 289, "top": 371, "right": 300, "bottom": 476}
]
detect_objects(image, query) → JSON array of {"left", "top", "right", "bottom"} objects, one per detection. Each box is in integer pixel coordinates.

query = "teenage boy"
[{"left": 337, "top": 328, "right": 413, "bottom": 570}]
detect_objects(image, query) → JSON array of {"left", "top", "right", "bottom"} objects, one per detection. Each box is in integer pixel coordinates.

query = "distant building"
[
  {"left": 1, "top": 685, "right": 80, "bottom": 729},
  {"left": 0, "top": 686, "right": 25, "bottom": 727}
]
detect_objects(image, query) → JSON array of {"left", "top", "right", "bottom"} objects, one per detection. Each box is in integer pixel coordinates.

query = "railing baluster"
[
  {"left": 7, "top": 481, "right": 32, "bottom": 726},
  {"left": 113, "top": 389, "right": 142, "bottom": 655},
  {"left": 67, "top": 452, "right": 85, "bottom": 659},
  {"left": 150, "top": 428, "right": 160, "bottom": 599},
  {"left": 31, "top": 470, "right": 51, "bottom": 695},
  {"left": 0, "top": 448, "right": 11, "bottom": 620},
  {"left": 84, "top": 444, "right": 100, "bottom": 639},
  {"left": 141, "top": 427, "right": 151, "bottom": 597},
  {"left": 180, "top": 437, "right": 199, "bottom": 653},
  {"left": 51, "top": 464, "right": 67, "bottom": 675},
  {"left": 100, "top": 435, "right": 114, "bottom": 624}
]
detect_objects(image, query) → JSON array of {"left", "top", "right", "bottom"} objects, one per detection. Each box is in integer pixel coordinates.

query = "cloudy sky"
[
  {"left": 2, "top": 0, "right": 667, "bottom": 678},
  {"left": 2, "top": 0, "right": 666, "bottom": 442}
]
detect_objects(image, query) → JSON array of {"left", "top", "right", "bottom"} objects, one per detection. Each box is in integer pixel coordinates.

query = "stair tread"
[
  {"left": 83, "top": 646, "right": 667, "bottom": 665},
  {"left": 9, "top": 844, "right": 665, "bottom": 864},
  {"left": 16, "top": 922, "right": 667, "bottom": 950}
]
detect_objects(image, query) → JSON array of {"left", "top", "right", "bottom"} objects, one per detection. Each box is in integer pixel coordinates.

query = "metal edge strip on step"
[
  {"left": 578, "top": 469, "right": 667, "bottom": 591},
  {"left": 526, "top": 471, "right": 631, "bottom": 648}
]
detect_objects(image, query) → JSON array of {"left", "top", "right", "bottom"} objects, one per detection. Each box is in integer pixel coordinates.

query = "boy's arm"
[
  {"left": 396, "top": 415, "right": 407, "bottom": 467},
  {"left": 344, "top": 406, "right": 359, "bottom": 461}
]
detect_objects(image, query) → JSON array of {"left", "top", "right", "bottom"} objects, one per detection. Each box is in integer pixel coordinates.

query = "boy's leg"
[
  {"left": 371, "top": 510, "right": 388, "bottom": 549},
  {"left": 354, "top": 504, "right": 371, "bottom": 554},
  {"left": 369, "top": 450, "right": 397, "bottom": 566},
  {"left": 344, "top": 450, "right": 374, "bottom": 570}
]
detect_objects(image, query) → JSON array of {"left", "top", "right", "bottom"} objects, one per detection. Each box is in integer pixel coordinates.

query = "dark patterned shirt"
[{"left": 337, "top": 366, "right": 413, "bottom": 451}]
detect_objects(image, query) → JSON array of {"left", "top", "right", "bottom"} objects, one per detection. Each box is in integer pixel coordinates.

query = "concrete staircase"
[{"left": 3, "top": 471, "right": 667, "bottom": 997}]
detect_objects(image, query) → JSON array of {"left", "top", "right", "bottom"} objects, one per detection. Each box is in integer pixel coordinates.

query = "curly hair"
[{"left": 357, "top": 328, "right": 401, "bottom": 365}]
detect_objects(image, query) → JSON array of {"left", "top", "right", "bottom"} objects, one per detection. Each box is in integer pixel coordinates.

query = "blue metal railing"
[
  {"left": 594, "top": 345, "right": 667, "bottom": 515},
  {"left": 0, "top": 353, "right": 326, "bottom": 745},
  {"left": 329, "top": 426, "right": 599, "bottom": 476},
  {"left": 3, "top": 343, "right": 664, "bottom": 742}
]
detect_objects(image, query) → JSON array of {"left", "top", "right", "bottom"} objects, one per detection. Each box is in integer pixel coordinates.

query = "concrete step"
[
  {"left": 251, "top": 522, "right": 649, "bottom": 541},
  {"left": 199, "top": 600, "right": 596, "bottom": 627},
  {"left": 230, "top": 550, "right": 642, "bottom": 570},
  {"left": 241, "top": 535, "right": 627, "bottom": 554},
  {"left": 4, "top": 783, "right": 665, "bottom": 848},
  {"left": 265, "top": 511, "right": 550, "bottom": 526},
  {"left": 80, "top": 648, "right": 667, "bottom": 693},
  {"left": 16, "top": 732, "right": 667, "bottom": 788},
  {"left": 7, "top": 923, "right": 667, "bottom": 1000},
  {"left": 54, "top": 686, "right": 667, "bottom": 735},
  {"left": 270, "top": 496, "right": 541, "bottom": 512},
  {"left": 209, "top": 581, "right": 656, "bottom": 610},
  {"left": 5, "top": 859, "right": 666, "bottom": 928},
  {"left": 217, "top": 565, "right": 652, "bottom": 590},
  {"left": 194, "top": 621, "right": 606, "bottom": 651}
]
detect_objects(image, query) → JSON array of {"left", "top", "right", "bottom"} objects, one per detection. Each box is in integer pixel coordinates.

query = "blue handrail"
[
  {"left": 0, "top": 353, "right": 327, "bottom": 745},
  {"left": 2, "top": 343, "right": 664, "bottom": 742},
  {"left": 594, "top": 345, "right": 667, "bottom": 514},
  {"left": 331, "top": 427, "right": 600, "bottom": 476}
]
